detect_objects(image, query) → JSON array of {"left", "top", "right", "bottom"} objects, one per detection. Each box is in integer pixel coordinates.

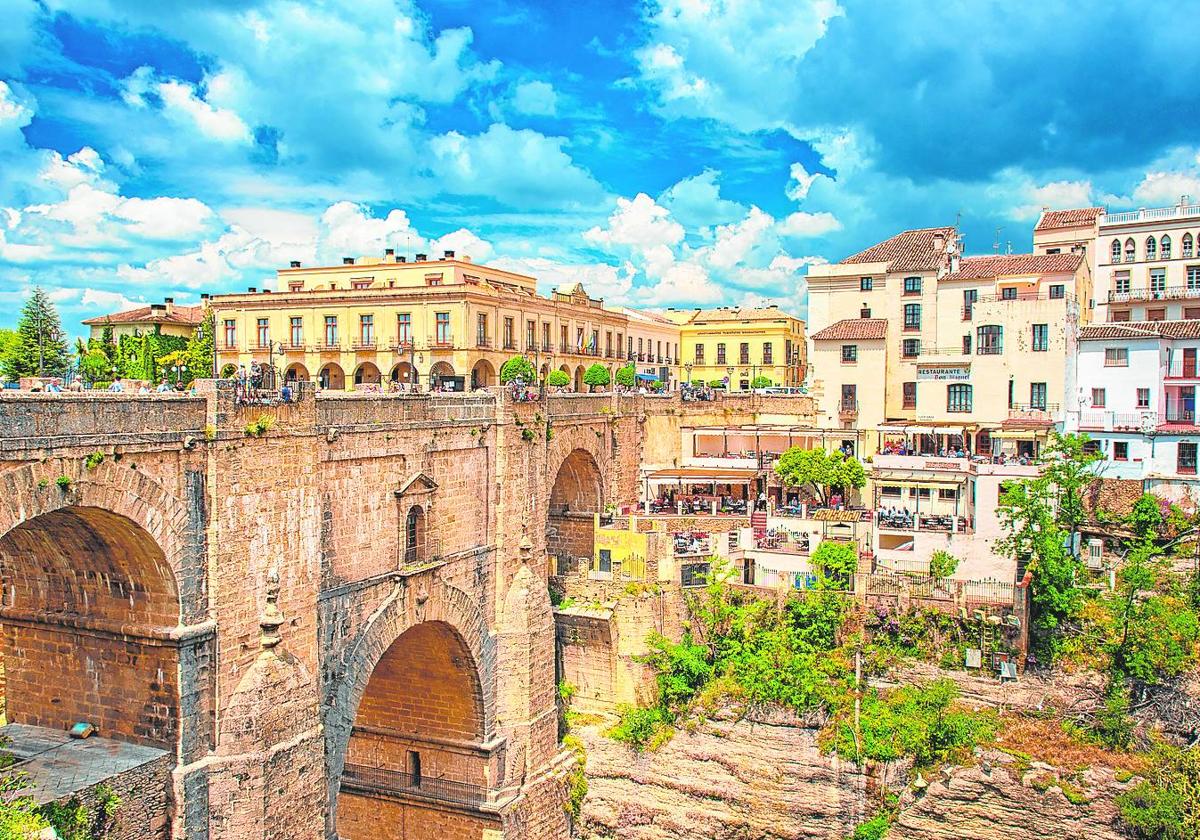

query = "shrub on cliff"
[{"left": 1117, "top": 743, "right": 1200, "bottom": 839}]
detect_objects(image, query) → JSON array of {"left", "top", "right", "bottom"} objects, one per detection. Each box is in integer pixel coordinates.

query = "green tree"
[
  {"left": 1128, "top": 493, "right": 1165, "bottom": 543},
  {"left": 1041, "top": 432, "right": 1103, "bottom": 544},
  {"left": 774, "top": 447, "right": 867, "bottom": 506},
  {"left": 583, "top": 363, "right": 611, "bottom": 391},
  {"left": 3, "top": 287, "right": 70, "bottom": 379},
  {"left": 929, "top": 550, "right": 960, "bottom": 581},
  {"left": 0, "top": 328, "right": 19, "bottom": 380},
  {"left": 546, "top": 369, "right": 570, "bottom": 388},
  {"left": 750, "top": 375, "right": 772, "bottom": 389},
  {"left": 500, "top": 355, "right": 536, "bottom": 384},
  {"left": 615, "top": 363, "right": 636, "bottom": 388},
  {"left": 184, "top": 307, "right": 215, "bottom": 379},
  {"left": 79, "top": 349, "right": 110, "bottom": 384},
  {"left": 811, "top": 541, "right": 859, "bottom": 588},
  {"left": 1117, "top": 744, "right": 1200, "bottom": 839},
  {"left": 707, "top": 378, "right": 726, "bottom": 388}
]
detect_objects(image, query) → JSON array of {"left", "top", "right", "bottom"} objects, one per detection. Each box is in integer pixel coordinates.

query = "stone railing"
[
  {"left": 316, "top": 392, "right": 497, "bottom": 427},
  {"left": 0, "top": 393, "right": 207, "bottom": 448}
]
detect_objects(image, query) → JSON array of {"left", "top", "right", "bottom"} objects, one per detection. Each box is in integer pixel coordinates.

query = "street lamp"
[{"left": 684, "top": 361, "right": 693, "bottom": 385}]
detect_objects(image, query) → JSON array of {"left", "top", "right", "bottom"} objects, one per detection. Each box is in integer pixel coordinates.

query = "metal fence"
[{"left": 341, "top": 763, "right": 487, "bottom": 810}]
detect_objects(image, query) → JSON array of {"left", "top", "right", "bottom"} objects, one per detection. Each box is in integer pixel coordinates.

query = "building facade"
[
  {"left": 82, "top": 297, "right": 205, "bottom": 343},
  {"left": 664, "top": 306, "right": 807, "bottom": 391},
  {"left": 209, "top": 252, "right": 666, "bottom": 392}
]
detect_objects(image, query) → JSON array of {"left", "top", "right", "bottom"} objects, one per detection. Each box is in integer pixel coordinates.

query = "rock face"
[
  {"left": 894, "top": 752, "right": 1129, "bottom": 840},
  {"left": 576, "top": 710, "right": 877, "bottom": 840}
]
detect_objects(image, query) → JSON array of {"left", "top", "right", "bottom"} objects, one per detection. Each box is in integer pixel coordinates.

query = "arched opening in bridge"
[
  {"left": 285, "top": 362, "right": 310, "bottom": 383},
  {"left": 470, "top": 359, "right": 495, "bottom": 390},
  {"left": 336, "top": 621, "right": 500, "bottom": 839},
  {"left": 320, "top": 363, "right": 345, "bottom": 391},
  {"left": 354, "top": 362, "right": 381, "bottom": 387},
  {"left": 390, "top": 362, "right": 416, "bottom": 385},
  {"left": 0, "top": 507, "right": 181, "bottom": 750},
  {"left": 548, "top": 448, "right": 603, "bottom": 572},
  {"left": 573, "top": 365, "right": 585, "bottom": 393},
  {"left": 403, "top": 505, "right": 426, "bottom": 564}
]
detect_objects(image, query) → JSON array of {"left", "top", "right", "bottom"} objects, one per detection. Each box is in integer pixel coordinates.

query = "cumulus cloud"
[
  {"left": 659, "top": 169, "right": 745, "bottom": 229},
  {"left": 511, "top": 80, "right": 558, "bottom": 116}
]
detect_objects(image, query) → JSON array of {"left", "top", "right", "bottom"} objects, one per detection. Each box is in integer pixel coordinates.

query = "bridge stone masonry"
[{"left": 0, "top": 385, "right": 815, "bottom": 839}]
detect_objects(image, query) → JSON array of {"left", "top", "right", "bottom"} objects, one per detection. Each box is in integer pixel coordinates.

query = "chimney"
[
  {"left": 248, "top": 286, "right": 257, "bottom": 293},
  {"left": 200, "top": 293, "right": 210, "bottom": 300},
  {"left": 290, "top": 260, "right": 301, "bottom": 268},
  {"left": 415, "top": 253, "right": 427, "bottom": 262},
  {"left": 398, "top": 256, "right": 407, "bottom": 263},
  {"left": 385, "top": 247, "right": 395, "bottom": 257},
  {"left": 165, "top": 296, "right": 174, "bottom": 304},
  {"left": 933, "top": 232, "right": 945, "bottom": 251},
  {"left": 342, "top": 257, "right": 354, "bottom": 265},
  {"left": 443, "top": 249, "right": 455, "bottom": 259}
]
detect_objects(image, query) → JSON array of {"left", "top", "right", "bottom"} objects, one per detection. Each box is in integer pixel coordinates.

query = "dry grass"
[{"left": 992, "top": 712, "right": 1149, "bottom": 775}]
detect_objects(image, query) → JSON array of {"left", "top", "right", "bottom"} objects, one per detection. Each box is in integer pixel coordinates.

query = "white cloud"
[
  {"left": 318, "top": 201, "right": 422, "bottom": 261},
  {"left": 491, "top": 256, "right": 635, "bottom": 302},
  {"left": 157, "top": 79, "right": 253, "bottom": 143},
  {"left": 432, "top": 227, "right": 493, "bottom": 262},
  {"left": 633, "top": 261, "right": 723, "bottom": 307},
  {"left": 511, "top": 80, "right": 558, "bottom": 116},
  {"left": 659, "top": 169, "right": 744, "bottom": 228},
  {"left": 785, "top": 162, "right": 823, "bottom": 201},
  {"left": 779, "top": 211, "right": 841, "bottom": 238},
  {"left": 1132, "top": 170, "right": 1200, "bottom": 207},
  {"left": 584, "top": 193, "right": 684, "bottom": 277}
]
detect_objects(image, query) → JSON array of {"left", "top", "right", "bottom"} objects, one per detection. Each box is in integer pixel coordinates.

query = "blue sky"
[{"left": 3, "top": 0, "right": 1200, "bottom": 336}]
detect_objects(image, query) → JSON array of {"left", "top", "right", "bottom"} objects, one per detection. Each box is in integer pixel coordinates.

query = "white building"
[{"left": 1077, "top": 320, "right": 1200, "bottom": 505}]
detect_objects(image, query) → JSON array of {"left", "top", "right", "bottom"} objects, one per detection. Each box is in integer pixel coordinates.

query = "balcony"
[
  {"left": 316, "top": 341, "right": 342, "bottom": 352},
  {"left": 1007, "top": 403, "right": 1060, "bottom": 423},
  {"left": 1079, "top": 410, "right": 1158, "bottom": 431},
  {"left": 1109, "top": 285, "right": 1200, "bottom": 304},
  {"left": 392, "top": 337, "right": 414, "bottom": 352},
  {"left": 341, "top": 763, "right": 486, "bottom": 811},
  {"left": 838, "top": 400, "right": 858, "bottom": 420},
  {"left": 476, "top": 336, "right": 492, "bottom": 349},
  {"left": 503, "top": 340, "right": 517, "bottom": 351},
  {"left": 1167, "top": 359, "right": 1200, "bottom": 379},
  {"left": 282, "top": 342, "right": 308, "bottom": 352},
  {"left": 432, "top": 334, "right": 454, "bottom": 349},
  {"left": 1165, "top": 406, "right": 1197, "bottom": 425},
  {"left": 351, "top": 339, "right": 377, "bottom": 351}
]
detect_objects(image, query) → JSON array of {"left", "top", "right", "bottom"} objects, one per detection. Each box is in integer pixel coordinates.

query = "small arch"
[
  {"left": 285, "top": 362, "right": 310, "bottom": 382},
  {"left": 319, "top": 362, "right": 346, "bottom": 390},
  {"left": 220, "top": 363, "right": 237, "bottom": 379},
  {"left": 1110, "top": 239, "right": 1121, "bottom": 263},
  {"left": 1161, "top": 234, "right": 1172, "bottom": 259},
  {"left": 1145, "top": 235, "right": 1157, "bottom": 260},
  {"left": 470, "top": 358, "right": 496, "bottom": 389},
  {"left": 574, "top": 365, "right": 585, "bottom": 393},
  {"left": 1124, "top": 237, "right": 1135, "bottom": 261},
  {"left": 390, "top": 361, "right": 416, "bottom": 384},
  {"left": 1183, "top": 233, "right": 1194, "bottom": 258},
  {"left": 353, "top": 361, "right": 380, "bottom": 387}
]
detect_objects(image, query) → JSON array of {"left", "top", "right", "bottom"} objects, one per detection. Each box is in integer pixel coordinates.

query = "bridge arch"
[
  {"left": 325, "top": 576, "right": 498, "bottom": 836},
  {"left": 545, "top": 444, "right": 606, "bottom": 570}
]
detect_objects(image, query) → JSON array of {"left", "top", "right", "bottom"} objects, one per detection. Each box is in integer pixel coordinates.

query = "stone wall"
[
  {"left": 96, "top": 752, "right": 173, "bottom": 840},
  {"left": 337, "top": 792, "right": 501, "bottom": 840}
]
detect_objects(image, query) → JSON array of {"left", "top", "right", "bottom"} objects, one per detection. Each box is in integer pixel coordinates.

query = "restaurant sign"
[{"left": 917, "top": 365, "right": 970, "bottom": 381}]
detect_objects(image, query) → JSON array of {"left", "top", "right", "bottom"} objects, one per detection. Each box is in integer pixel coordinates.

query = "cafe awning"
[
  {"left": 872, "top": 469, "right": 967, "bottom": 489},
  {"left": 646, "top": 467, "right": 757, "bottom": 484},
  {"left": 992, "top": 429, "right": 1049, "bottom": 440}
]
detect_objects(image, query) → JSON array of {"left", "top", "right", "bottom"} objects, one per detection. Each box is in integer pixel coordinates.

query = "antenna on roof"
[
  {"left": 1006, "top": 240, "right": 1013, "bottom": 256},
  {"left": 955, "top": 210, "right": 962, "bottom": 231},
  {"left": 993, "top": 227, "right": 1002, "bottom": 254}
]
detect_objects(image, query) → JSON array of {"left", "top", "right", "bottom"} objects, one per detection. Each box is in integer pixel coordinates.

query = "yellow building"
[
  {"left": 82, "top": 297, "right": 205, "bottom": 343},
  {"left": 807, "top": 226, "right": 1092, "bottom": 458},
  {"left": 664, "top": 306, "right": 807, "bottom": 391},
  {"left": 209, "top": 251, "right": 684, "bottom": 391}
]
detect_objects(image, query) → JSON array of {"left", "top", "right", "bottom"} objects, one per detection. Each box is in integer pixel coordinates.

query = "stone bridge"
[{"left": 0, "top": 384, "right": 647, "bottom": 840}]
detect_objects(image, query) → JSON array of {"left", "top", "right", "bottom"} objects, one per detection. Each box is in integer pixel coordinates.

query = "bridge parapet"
[{"left": 0, "top": 393, "right": 207, "bottom": 451}]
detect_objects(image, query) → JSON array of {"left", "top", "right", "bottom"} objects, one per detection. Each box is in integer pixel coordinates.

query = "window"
[
  {"left": 1114, "top": 272, "right": 1131, "bottom": 294},
  {"left": 962, "top": 288, "right": 978, "bottom": 319},
  {"left": 435, "top": 312, "right": 450, "bottom": 345},
  {"left": 605, "top": 330, "right": 612, "bottom": 356},
  {"left": 911, "top": 487, "right": 931, "bottom": 500},
  {"left": 477, "top": 314, "right": 488, "bottom": 346},
  {"left": 1008, "top": 379, "right": 1014, "bottom": 409},
  {"left": 542, "top": 322, "right": 552, "bottom": 351},
  {"left": 860, "top": 277, "right": 873, "bottom": 291},
  {"left": 526, "top": 320, "right": 536, "bottom": 350},
  {"left": 1111, "top": 310, "right": 1131, "bottom": 322},
  {"left": 1185, "top": 234, "right": 1195, "bottom": 259},
  {"left": 1114, "top": 441, "right": 1129, "bottom": 461},
  {"left": 1188, "top": 266, "right": 1200, "bottom": 291},
  {"left": 938, "top": 488, "right": 959, "bottom": 501},
  {"left": 1001, "top": 286, "right": 1018, "bottom": 300},
  {"left": 1137, "top": 387, "right": 1151, "bottom": 409},
  {"left": 289, "top": 317, "right": 302, "bottom": 346},
  {"left": 564, "top": 325, "right": 571, "bottom": 352},
  {"left": 762, "top": 342, "right": 773, "bottom": 364},
  {"left": 902, "top": 381, "right": 916, "bottom": 410},
  {"left": 1049, "top": 284, "right": 1065, "bottom": 299},
  {"left": 1105, "top": 347, "right": 1129, "bottom": 367},
  {"left": 1046, "top": 248, "right": 1061, "bottom": 254},
  {"left": 1187, "top": 307, "right": 1200, "bottom": 320},
  {"left": 840, "top": 383, "right": 857, "bottom": 410},
  {"left": 947, "top": 384, "right": 972, "bottom": 412},
  {"left": 256, "top": 318, "right": 269, "bottom": 347},
  {"left": 881, "top": 485, "right": 902, "bottom": 498},
  {"left": 962, "top": 334, "right": 972, "bottom": 355},
  {"left": 841, "top": 344, "right": 858, "bottom": 363},
  {"left": 1148, "top": 308, "right": 1166, "bottom": 321},
  {"left": 1146, "top": 236, "right": 1157, "bottom": 260},
  {"left": 1110, "top": 240, "right": 1122, "bottom": 262},
  {"left": 597, "top": 549, "right": 612, "bottom": 574},
  {"left": 1032, "top": 323, "right": 1048, "bottom": 351},
  {"left": 359, "top": 314, "right": 374, "bottom": 344},
  {"left": 902, "top": 338, "right": 921, "bottom": 358},
  {"left": 1124, "top": 238, "right": 1135, "bottom": 262},
  {"left": 1180, "top": 442, "right": 1198, "bottom": 474},
  {"left": 637, "top": 336, "right": 643, "bottom": 355},
  {"left": 223, "top": 319, "right": 236, "bottom": 348},
  {"left": 716, "top": 343, "right": 726, "bottom": 364},
  {"left": 324, "top": 315, "right": 338, "bottom": 346},
  {"left": 695, "top": 343, "right": 705, "bottom": 364},
  {"left": 502, "top": 317, "right": 514, "bottom": 349},
  {"left": 397, "top": 313, "right": 411, "bottom": 344},
  {"left": 1150, "top": 268, "right": 1166, "bottom": 296},
  {"left": 1162, "top": 235, "right": 1172, "bottom": 259},
  {"left": 1092, "top": 388, "right": 1106, "bottom": 408},
  {"left": 903, "top": 276, "right": 922, "bottom": 295},
  {"left": 288, "top": 281, "right": 303, "bottom": 292},
  {"left": 1030, "top": 382, "right": 1047, "bottom": 410},
  {"left": 405, "top": 506, "right": 425, "bottom": 563},
  {"left": 903, "top": 303, "right": 921, "bottom": 330},
  {"left": 739, "top": 342, "right": 750, "bottom": 364},
  {"left": 680, "top": 562, "right": 710, "bottom": 588},
  {"left": 977, "top": 325, "right": 1003, "bottom": 355}
]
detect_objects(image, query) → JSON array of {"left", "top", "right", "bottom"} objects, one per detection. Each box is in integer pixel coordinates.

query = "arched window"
[
  {"left": 1161, "top": 235, "right": 1172, "bottom": 259},
  {"left": 1146, "top": 236, "right": 1157, "bottom": 260},
  {"left": 1124, "top": 238, "right": 1135, "bottom": 262},
  {"left": 1111, "top": 239, "right": 1122, "bottom": 263},
  {"left": 1183, "top": 233, "right": 1194, "bottom": 259},
  {"left": 404, "top": 505, "right": 425, "bottom": 563}
]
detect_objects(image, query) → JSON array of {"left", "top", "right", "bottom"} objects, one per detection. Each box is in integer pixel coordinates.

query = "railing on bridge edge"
[{"left": 341, "top": 763, "right": 488, "bottom": 810}]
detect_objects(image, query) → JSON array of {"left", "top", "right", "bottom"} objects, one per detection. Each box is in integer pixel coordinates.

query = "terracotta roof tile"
[
  {"left": 1080, "top": 320, "right": 1200, "bottom": 341},
  {"left": 943, "top": 252, "right": 1082, "bottom": 281},
  {"left": 82, "top": 304, "right": 205, "bottom": 327},
  {"left": 840, "top": 226, "right": 956, "bottom": 273},
  {"left": 810, "top": 318, "right": 888, "bottom": 341},
  {"left": 1034, "top": 207, "right": 1104, "bottom": 232}
]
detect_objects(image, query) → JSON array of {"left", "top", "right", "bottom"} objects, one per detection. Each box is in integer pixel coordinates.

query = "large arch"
[
  {"left": 285, "top": 362, "right": 310, "bottom": 382},
  {"left": 547, "top": 447, "right": 605, "bottom": 569},
  {"left": 353, "top": 361, "right": 381, "bottom": 387},
  {"left": 390, "top": 361, "right": 416, "bottom": 385},
  {"left": 324, "top": 576, "right": 497, "bottom": 837},
  {"left": 470, "top": 358, "right": 496, "bottom": 390},
  {"left": 0, "top": 503, "right": 183, "bottom": 749},
  {"left": 573, "top": 365, "right": 585, "bottom": 393},
  {"left": 320, "top": 362, "right": 346, "bottom": 390}
]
